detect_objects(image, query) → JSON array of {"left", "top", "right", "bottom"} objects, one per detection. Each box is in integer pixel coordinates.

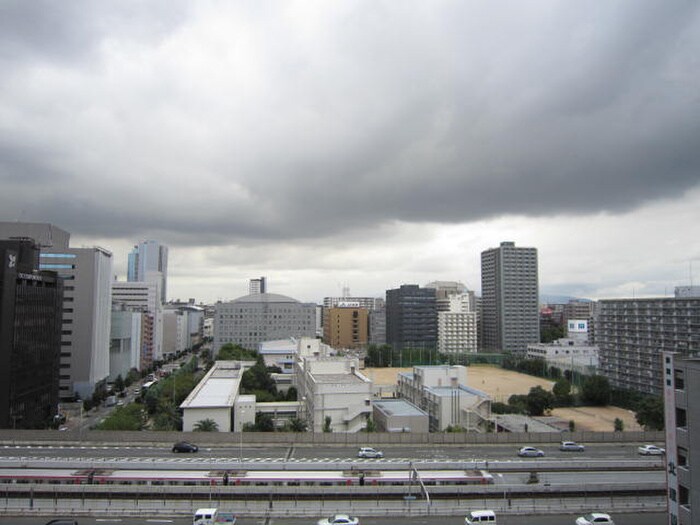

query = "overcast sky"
[{"left": 1, "top": 1, "right": 699, "bottom": 303}]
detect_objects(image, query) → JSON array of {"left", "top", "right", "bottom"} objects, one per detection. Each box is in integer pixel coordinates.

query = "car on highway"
[
  {"left": 358, "top": 447, "right": 383, "bottom": 458},
  {"left": 45, "top": 520, "right": 79, "bottom": 525},
  {"left": 517, "top": 446, "right": 544, "bottom": 457},
  {"left": 317, "top": 514, "right": 359, "bottom": 525},
  {"left": 638, "top": 444, "right": 665, "bottom": 456},
  {"left": 575, "top": 512, "right": 615, "bottom": 524},
  {"left": 560, "top": 441, "right": 585, "bottom": 452},
  {"left": 465, "top": 509, "right": 497, "bottom": 524},
  {"left": 172, "top": 441, "right": 199, "bottom": 453}
]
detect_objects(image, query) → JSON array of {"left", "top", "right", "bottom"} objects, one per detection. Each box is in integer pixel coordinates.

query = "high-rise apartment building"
[
  {"left": 0, "top": 240, "right": 63, "bottom": 428},
  {"left": 663, "top": 351, "right": 699, "bottom": 525},
  {"left": 436, "top": 294, "right": 477, "bottom": 354},
  {"left": 595, "top": 298, "right": 700, "bottom": 395},
  {"left": 480, "top": 242, "right": 539, "bottom": 355},
  {"left": 385, "top": 285, "right": 437, "bottom": 351},
  {"left": 127, "top": 240, "right": 168, "bottom": 303},
  {"left": 249, "top": 277, "right": 267, "bottom": 295},
  {"left": 0, "top": 222, "right": 113, "bottom": 401}
]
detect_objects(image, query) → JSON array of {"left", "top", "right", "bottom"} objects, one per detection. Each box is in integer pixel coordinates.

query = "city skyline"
[{"left": 1, "top": 2, "right": 699, "bottom": 304}]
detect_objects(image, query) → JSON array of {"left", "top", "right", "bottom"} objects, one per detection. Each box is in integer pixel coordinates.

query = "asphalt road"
[
  {"left": 0, "top": 442, "right": 666, "bottom": 463},
  {"left": 0, "top": 513, "right": 668, "bottom": 525}
]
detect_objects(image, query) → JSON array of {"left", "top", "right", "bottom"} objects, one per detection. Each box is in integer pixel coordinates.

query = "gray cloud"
[{"left": 1, "top": 1, "right": 699, "bottom": 249}]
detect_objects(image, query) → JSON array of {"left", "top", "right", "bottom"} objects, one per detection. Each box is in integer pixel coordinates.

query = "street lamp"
[{"left": 239, "top": 409, "right": 245, "bottom": 463}]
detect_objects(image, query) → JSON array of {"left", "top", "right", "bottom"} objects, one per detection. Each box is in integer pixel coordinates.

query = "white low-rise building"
[
  {"left": 180, "top": 361, "right": 256, "bottom": 432},
  {"left": 526, "top": 338, "right": 599, "bottom": 376},
  {"left": 397, "top": 365, "right": 490, "bottom": 432},
  {"left": 296, "top": 355, "right": 372, "bottom": 433}
]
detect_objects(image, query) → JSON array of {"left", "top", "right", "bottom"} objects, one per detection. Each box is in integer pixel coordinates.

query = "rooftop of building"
[
  {"left": 312, "top": 373, "right": 367, "bottom": 384},
  {"left": 259, "top": 338, "right": 297, "bottom": 352},
  {"left": 496, "top": 414, "right": 563, "bottom": 433},
  {"left": 228, "top": 293, "right": 303, "bottom": 304},
  {"left": 427, "top": 385, "right": 489, "bottom": 398},
  {"left": 180, "top": 361, "right": 254, "bottom": 409},
  {"left": 373, "top": 399, "right": 428, "bottom": 417}
]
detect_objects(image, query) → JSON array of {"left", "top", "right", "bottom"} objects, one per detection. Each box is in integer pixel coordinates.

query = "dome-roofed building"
[{"left": 214, "top": 292, "right": 316, "bottom": 353}]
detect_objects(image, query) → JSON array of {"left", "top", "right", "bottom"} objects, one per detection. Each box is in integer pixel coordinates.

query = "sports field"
[
  {"left": 364, "top": 364, "right": 553, "bottom": 403},
  {"left": 363, "top": 365, "right": 642, "bottom": 431}
]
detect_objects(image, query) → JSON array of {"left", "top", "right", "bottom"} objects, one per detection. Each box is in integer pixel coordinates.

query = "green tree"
[
  {"left": 96, "top": 404, "right": 145, "bottom": 431},
  {"left": 241, "top": 356, "right": 277, "bottom": 394},
  {"left": 285, "top": 417, "right": 308, "bottom": 432},
  {"left": 193, "top": 418, "right": 219, "bottom": 432},
  {"left": 286, "top": 386, "right": 298, "bottom": 401},
  {"left": 553, "top": 378, "right": 573, "bottom": 406},
  {"left": 541, "top": 325, "right": 566, "bottom": 343},
  {"left": 635, "top": 397, "right": 665, "bottom": 430},
  {"left": 323, "top": 416, "right": 332, "bottom": 433},
  {"left": 581, "top": 375, "right": 611, "bottom": 406},
  {"left": 525, "top": 386, "right": 554, "bottom": 416},
  {"left": 364, "top": 417, "right": 377, "bottom": 433},
  {"left": 217, "top": 343, "right": 257, "bottom": 361},
  {"left": 507, "top": 394, "right": 529, "bottom": 414},
  {"left": 114, "top": 374, "right": 125, "bottom": 392},
  {"left": 568, "top": 420, "right": 576, "bottom": 432},
  {"left": 614, "top": 417, "right": 624, "bottom": 432},
  {"left": 254, "top": 412, "right": 274, "bottom": 432}
]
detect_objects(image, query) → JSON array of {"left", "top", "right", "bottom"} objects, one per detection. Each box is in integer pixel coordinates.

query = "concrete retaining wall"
[{"left": 0, "top": 429, "right": 665, "bottom": 446}]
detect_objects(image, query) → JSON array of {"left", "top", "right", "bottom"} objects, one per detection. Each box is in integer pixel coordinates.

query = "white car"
[
  {"left": 317, "top": 514, "right": 359, "bottom": 525},
  {"left": 358, "top": 447, "right": 383, "bottom": 459},
  {"left": 560, "top": 441, "right": 585, "bottom": 452},
  {"left": 638, "top": 445, "right": 665, "bottom": 456},
  {"left": 575, "top": 512, "right": 615, "bottom": 525},
  {"left": 517, "top": 446, "right": 544, "bottom": 457}
]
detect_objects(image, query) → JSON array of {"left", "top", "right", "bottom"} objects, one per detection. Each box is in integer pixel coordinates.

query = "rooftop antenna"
[{"left": 690, "top": 260, "right": 694, "bottom": 287}]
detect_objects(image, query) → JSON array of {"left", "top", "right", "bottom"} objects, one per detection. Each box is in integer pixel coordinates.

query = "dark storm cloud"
[{"left": 1, "top": 1, "right": 699, "bottom": 247}]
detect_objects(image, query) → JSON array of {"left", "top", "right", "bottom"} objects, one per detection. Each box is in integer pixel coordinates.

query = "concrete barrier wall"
[
  {"left": 0, "top": 493, "right": 666, "bottom": 518},
  {"left": 0, "top": 429, "right": 665, "bottom": 446}
]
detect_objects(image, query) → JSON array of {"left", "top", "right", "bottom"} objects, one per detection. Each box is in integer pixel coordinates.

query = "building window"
[
  {"left": 676, "top": 408, "right": 687, "bottom": 428},
  {"left": 674, "top": 369, "right": 685, "bottom": 390}
]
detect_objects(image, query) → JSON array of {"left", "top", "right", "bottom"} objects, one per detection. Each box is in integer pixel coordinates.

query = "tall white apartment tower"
[
  {"left": 127, "top": 240, "right": 168, "bottom": 303},
  {"left": 481, "top": 241, "right": 539, "bottom": 355},
  {"left": 249, "top": 277, "right": 267, "bottom": 295}
]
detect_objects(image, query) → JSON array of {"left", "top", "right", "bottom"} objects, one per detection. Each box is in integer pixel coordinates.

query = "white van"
[
  {"left": 465, "top": 510, "right": 496, "bottom": 524},
  {"left": 193, "top": 508, "right": 218, "bottom": 525}
]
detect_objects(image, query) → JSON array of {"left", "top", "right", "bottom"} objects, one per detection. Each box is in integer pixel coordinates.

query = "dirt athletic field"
[
  {"left": 364, "top": 364, "right": 553, "bottom": 403},
  {"left": 363, "top": 365, "right": 642, "bottom": 432}
]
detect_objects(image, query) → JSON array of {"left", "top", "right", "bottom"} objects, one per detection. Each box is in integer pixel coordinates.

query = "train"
[{"left": 0, "top": 467, "right": 494, "bottom": 487}]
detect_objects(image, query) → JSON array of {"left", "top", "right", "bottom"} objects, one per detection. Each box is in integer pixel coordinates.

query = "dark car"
[
  {"left": 45, "top": 520, "right": 78, "bottom": 525},
  {"left": 172, "top": 441, "right": 198, "bottom": 453}
]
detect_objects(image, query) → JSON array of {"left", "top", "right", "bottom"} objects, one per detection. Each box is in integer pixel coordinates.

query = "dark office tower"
[
  {"left": 0, "top": 240, "right": 63, "bottom": 429},
  {"left": 481, "top": 242, "right": 539, "bottom": 355},
  {"left": 385, "top": 285, "right": 437, "bottom": 351}
]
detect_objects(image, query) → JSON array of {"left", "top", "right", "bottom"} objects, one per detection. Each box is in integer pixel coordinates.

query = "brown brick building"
[{"left": 323, "top": 306, "right": 368, "bottom": 349}]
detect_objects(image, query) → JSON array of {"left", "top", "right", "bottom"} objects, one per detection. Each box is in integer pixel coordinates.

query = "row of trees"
[{"left": 493, "top": 367, "right": 664, "bottom": 431}]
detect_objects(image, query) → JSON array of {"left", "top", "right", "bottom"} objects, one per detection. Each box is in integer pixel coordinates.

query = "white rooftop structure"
[{"left": 180, "top": 360, "right": 255, "bottom": 432}]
